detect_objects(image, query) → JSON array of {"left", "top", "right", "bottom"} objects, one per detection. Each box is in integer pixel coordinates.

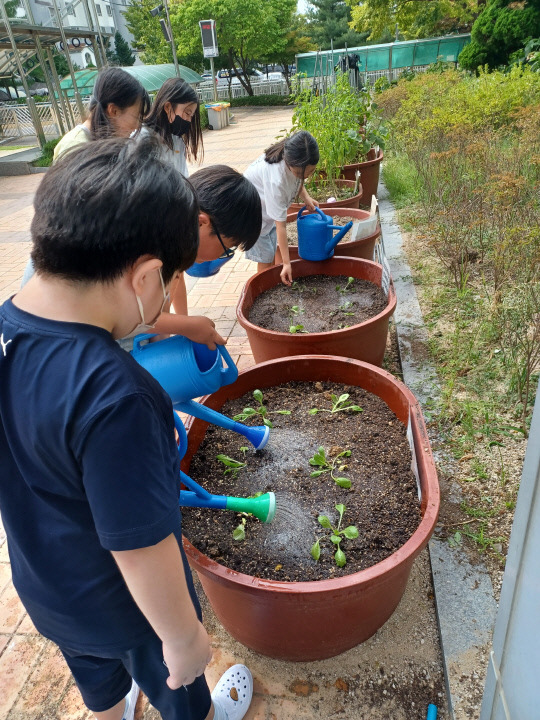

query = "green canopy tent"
[{"left": 58, "top": 64, "right": 203, "bottom": 98}]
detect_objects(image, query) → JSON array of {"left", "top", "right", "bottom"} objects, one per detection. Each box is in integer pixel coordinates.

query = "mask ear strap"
[{"left": 136, "top": 295, "right": 146, "bottom": 325}]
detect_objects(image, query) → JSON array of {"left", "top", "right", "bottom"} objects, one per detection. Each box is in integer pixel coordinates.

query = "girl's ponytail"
[{"left": 264, "top": 131, "right": 319, "bottom": 169}]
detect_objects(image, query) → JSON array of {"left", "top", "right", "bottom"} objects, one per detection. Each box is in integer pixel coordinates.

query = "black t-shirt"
[{"left": 0, "top": 299, "right": 182, "bottom": 653}]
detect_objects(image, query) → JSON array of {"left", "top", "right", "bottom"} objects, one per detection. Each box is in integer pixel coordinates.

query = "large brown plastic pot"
[
  {"left": 236, "top": 257, "right": 396, "bottom": 366},
  {"left": 181, "top": 356, "right": 440, "bottom": 661},
  {"left": 340, "top": 148, "right": 384, "bottom": 206},
  {"left": 288, "top": 179, "right": 362, "bottom": 213},
  {"left": 285, "top": 207, "right": 381, "bottom": 261}
]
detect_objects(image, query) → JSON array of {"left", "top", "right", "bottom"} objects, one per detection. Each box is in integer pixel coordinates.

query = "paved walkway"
[{"left": 0, "top": 107, "right": 448, "bottom": 720}]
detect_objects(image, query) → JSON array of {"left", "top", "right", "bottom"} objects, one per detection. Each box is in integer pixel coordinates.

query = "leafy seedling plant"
[
  {"left": 216, "top": 454, "right": 246, "bottom": 479},
  {"left": 289, "top": 305, "right": 308, "bottom": 334},
  {"left": 233, "top": 389, "right": 291, "bottom": 428},
  {"left": 309, "top": 393, "right": 363, "bottom": 415},
  {"left": 309, "top": 446, "right": 352, "bottom": 488},
  {"left": 336, "top": 276, "right": 355, "bottom": 294},
  {"left": 232, "top": 491, "right": 264, "bottom": 541},
  {"left": 311, "top": 503, "right": 359, "bottom": 567}
]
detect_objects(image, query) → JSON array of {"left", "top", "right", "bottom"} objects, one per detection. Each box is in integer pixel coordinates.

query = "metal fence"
[
  {"left": 0, "top": 99, "right": 89, "bottom": 140},
  {"left": 196, "top": 78, "right": 289, "bottom": 103}
]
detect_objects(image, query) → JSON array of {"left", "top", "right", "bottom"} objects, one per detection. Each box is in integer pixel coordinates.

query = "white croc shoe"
[
  {"left": 122, "top": 679, "right": 140, "bottom": 720},
  {"left": 211, "top": 664, "right": 253, "bottom": 720}
]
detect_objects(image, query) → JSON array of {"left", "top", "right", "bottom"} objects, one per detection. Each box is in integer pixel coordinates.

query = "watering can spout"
[{"left": 326, "top": 221, "right": 353, "bottom": 256}]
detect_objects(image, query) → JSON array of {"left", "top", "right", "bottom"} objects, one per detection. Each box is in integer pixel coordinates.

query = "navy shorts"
[
  {"left": 61, "top": 634, "right": 211, "bottom": 720},
  {"left": 58, "top": 543, "right": 211, "bottom": 720}
]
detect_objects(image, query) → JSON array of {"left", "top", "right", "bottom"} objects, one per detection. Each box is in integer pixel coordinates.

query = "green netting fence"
[{"left": 297, "top": 35, "right": 471, "bottom": 79}]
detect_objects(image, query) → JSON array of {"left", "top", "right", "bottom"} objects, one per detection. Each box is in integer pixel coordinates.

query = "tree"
[
  {"left": 307, "top": 0, "right": 368, "bottom": 49},
  {"left": 459, "top": 0, "right": 540, "bottom": 70},
  {"left": 264, "top": 13, "right": 316, "bottom": 89},
  {"left": 112, "top": 31, "right": 136, "bottom": 66},
  {"left": 170, "top": 0, "right": 296, "bottom": 95},
  {"left": 125, "top": 0, "right": 173, "bottom": 64},
  {"left": 347, "top": 0, "right": 479, "bottom": 41}
]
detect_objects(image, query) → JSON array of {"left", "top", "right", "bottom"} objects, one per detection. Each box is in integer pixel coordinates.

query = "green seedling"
[
  {"left": 290, "top": 305, "right": 304, "bottom": 316},
  {"left": 336, "top": 276, "right": 355, "bottom": 294},
  {"left": 309, "top": 446, "right": 352, "bottom": 488},
  {"left": 216, "top": 454, "right": 246, "bottom": 479},
  {"left": 330, "top": 300, "right": 356, "bottom": 318},
  {"left": 233, "top": 389, "right": 291, "bottom": 428},
  {"left": 239, "top": 446, "right": 249, "bottom": 457},
  {"left": 232, "top": 491, "right": 264, "bottom": 541},
  {"left": 448, "top": 531, "right": 462, "bottom": 548},
  {"left": 289, "top": 324, "right": 308, "bottom": 334},
  {"left": 311, "top": 503, "right": 359, "bottom": 567},
  {"left": 309, "top": 393, "right": 363, "bottom": 415}
]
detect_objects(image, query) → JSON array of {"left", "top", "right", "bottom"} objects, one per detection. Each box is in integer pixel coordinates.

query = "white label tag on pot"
[
  {"left": 407, "top": 409, "right": 422, "bottom": 501},
  {"left": 351, "top": 214, "right": 378, "bottom": 242},
  {"left": 381, "top": 255, "right": 392, "bottom": 299},
  {"left": 370, "top": 195, "right": 378, "bottom": 217}
]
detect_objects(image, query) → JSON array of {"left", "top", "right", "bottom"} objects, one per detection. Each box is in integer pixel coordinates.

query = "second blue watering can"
[
  {"left": 131, "top": 333, "right": 238, "bottom": 404},
  {"left": 297, "top": 207, "right": 353, "bottom": 261}
]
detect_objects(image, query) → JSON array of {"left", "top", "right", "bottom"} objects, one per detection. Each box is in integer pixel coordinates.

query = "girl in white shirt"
[
  {"left": 142, "top": 77, "right": 203, "bottom": 177},
  {"left": 244, "top": 130, "right": 319, "bottom": 285}
]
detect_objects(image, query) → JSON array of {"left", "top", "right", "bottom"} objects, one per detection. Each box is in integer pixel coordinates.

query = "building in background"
[{"left": 26, "top": 0, "right": 139, "bottom": 68}]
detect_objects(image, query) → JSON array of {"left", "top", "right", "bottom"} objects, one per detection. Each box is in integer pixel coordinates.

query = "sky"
[{"left": 297, "top": 0, "right": 311, "bottom": 14}]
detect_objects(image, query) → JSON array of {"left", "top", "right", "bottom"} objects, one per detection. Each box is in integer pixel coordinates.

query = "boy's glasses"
[{"left": 212, "top": 222, "right": 235, "bottom": 258}]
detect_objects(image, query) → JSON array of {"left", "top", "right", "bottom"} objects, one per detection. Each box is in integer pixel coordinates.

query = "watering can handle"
[
  {"left": 173, "top": 412, "right": 188, "bottom": 460},
  {"left": 296, "top": 206, "right": 326, "bottom": 222},
  {"left": 132, "top": 333, "right": 159, "bottom": 354},
  {"left": 217, "top": 343, "right": 239, "bottom": 386}
]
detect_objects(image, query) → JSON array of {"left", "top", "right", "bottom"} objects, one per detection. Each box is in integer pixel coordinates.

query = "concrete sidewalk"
[{"left": 0, "top": 107, "right": 448, "bottom": 720}]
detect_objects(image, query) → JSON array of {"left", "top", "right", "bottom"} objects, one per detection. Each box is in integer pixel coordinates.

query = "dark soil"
[
  {"left": 287, "top": 214, "right": 356, "bottom": 246},
  {"left": 248, "top": 274, "right": 388, "bottom": 333},
  {"left": 181, "top": 380, "right": 421, "bottom": 582}
]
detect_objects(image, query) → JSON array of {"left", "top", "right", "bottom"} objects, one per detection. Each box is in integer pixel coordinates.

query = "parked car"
[{"left": 216, "top": 68, "right": 265, "bottom": 87}]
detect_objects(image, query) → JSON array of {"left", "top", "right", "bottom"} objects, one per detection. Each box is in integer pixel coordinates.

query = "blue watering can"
[
  {"left": 185, "top": 250, "right": 235, "bottom": 278},
  {"left": 297, "top": 207, "right": 353, "bottom": 261},
  {"left": 131, "top": 333, "right": 269, "bottom": 450},
  {"left": 174, "top": 414, "right": 275, "bottom": 523}
]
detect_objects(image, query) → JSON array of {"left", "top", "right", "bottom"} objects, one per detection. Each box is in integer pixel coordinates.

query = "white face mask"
[{"left": 128, "top": 267, "right": 169, "bottom": 339}]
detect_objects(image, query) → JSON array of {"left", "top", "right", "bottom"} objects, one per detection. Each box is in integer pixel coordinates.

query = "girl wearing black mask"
[{"left": 143, "top": 77, "right": 204, "bottom": 176}]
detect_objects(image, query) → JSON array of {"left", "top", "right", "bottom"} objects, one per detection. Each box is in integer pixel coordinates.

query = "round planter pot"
[
  {"left": 285, "top": 207, "right": 381, "bottom": 261},
  {"left": 181, "top": 356, "right": 440, "bottom": 661},
  {"left": 340, "top": 148, "right": 384, "bottom": 206},
  {"left": 288, "top": 179, "right": 362, "bottom": 213},
  {"left": 236, "top": 256, "right": 396, "bottom": 366}
]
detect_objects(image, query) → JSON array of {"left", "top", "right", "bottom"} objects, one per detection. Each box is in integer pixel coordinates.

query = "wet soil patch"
[
  {"left": 248, "top": 274, "right": 388, "bottom": 333},
  {"left": 181, "top": 380, "right": 421, "bottom": 581},
  {"left": 287, "top": 214, "right": 355, "bottom": 246}
]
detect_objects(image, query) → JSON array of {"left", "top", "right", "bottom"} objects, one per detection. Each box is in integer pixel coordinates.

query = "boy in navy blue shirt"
[{"left": 0, "top": 137, "right": 252, "bottom": 720}]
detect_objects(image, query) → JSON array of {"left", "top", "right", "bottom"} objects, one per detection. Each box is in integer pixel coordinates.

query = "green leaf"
[
  {"left": 342, "top": 526, "right": 359, "bottom": 539},
  {"left": 309, "top": 456, "right": 325, "bottom": 466},
  {"left": 310, "top": 470, "right": 324, "bottom": 477},
  {"left": 338, "top": 393, "right": 350, "bottom": 404},
  {"left": 276, "top": 410, "right": 291, "bottom": 415},
  {"left": 334, "top": 477, "right": 351, "bottom": 489},
  {"left": 349, "top": 405, "right": 363, "bottom": 412},
  {"left": 318, "top": 515, "right": 332, "bottom": 529},
  {"left": 216, "top": 454, "right": 245, "bottom": 468},
  {"left": 308, "top": 408, "right": 319, "bottom": 415},
  {"left": 233, "top": 525, "right": 245, "bottom": 541},
  {"left": 310, "top": 539, "right": 321, "bottom": 561},
  {"left": 253, "top": 389, "right": 263, "bottom": 403},
  {"left": 335, "top": 504, "right": 345, "bottom": 524},
  {"left": 263, "top": 418, "right": 274, "bottom": 428},
  {"left": 330, "top": 534, "right": 341, "bottom": 545},
  {"left": 335, "top": 548, "right": 346, "bottom": 567}
]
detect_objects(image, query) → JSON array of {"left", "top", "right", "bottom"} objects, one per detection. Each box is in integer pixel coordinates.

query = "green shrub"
[
  {"left": 229, "top": 94, "right": 291, "bottom": 107},
  {"left": 32, "top": 138, "right": 60, "bottom": 168},
  {"left": 199, "top": 104, "right": 208, "bottom": 129}
]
